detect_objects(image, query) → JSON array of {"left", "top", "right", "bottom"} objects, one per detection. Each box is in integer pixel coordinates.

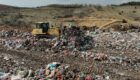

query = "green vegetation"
[
  {"left": 120, "top": 1, "right": 140, "bottom": 6},
  {"left": 45, "top": 4, "right": 84, "bottom": 8}
]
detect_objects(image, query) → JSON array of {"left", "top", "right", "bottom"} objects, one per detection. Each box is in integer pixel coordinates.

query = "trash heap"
[
  {"left": 92, "top": 31, "right": 140, "bottom": 52},
  {"left": 0, "top": 27, "right": 140, "bottom": 52},
  {"left": 0, "top": 61, "right": 110, "bottom": 80},
  {"left": 0, "top": 30, "right": 31, "bottom": 38},
  {"left": 0, "top": 27, "right": 94, "bottom": 52},
  {"left": 61, "top": 26, "right": 94, "bottom": 51},
  {"left": 0, "top": 27, "right": 140, "bottom": 79}
]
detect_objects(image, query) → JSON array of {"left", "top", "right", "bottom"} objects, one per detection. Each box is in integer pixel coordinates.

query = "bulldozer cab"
[
  {"left": 32, "top": 22, "right": 61, "bottom": 37},
  {"left": 32, "top": 22, "right": 50, "bottom": 35},
  {"left": 36, "top": 22, "right": 49, "bottom": 33}
]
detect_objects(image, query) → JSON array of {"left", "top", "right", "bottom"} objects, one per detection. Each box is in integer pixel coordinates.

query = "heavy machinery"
[
  {"left": 31, "top": 22, "right": 61, "bottom": 38},
  {"left": 31, "top": 18, "right": 123, "bottom": 39}
]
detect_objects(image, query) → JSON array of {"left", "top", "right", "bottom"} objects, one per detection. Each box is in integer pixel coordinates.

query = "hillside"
[
  {"left": 0, "top": 4, "right": 19, "bottom": 11},
  {"left": 0, "top": 3, "right": 140, "bottom": 29}
]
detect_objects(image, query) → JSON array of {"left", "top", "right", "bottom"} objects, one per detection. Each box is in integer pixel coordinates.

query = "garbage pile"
[
  {"left": 1, "top": 28, "right": 140, "bottom": 52},
  {"left": 0, "top": 30, "right": 31, "bottom": 38},
  {"left": 0, "top": 27, "right": 140, "bottom": 79},
  {"left": 61, "top": 26, "right": 94, "bottom": 51},
  {"left": 91, "top": 31, "right": 140, "bottom": 52},
  {"left": 0, "top": 62, "right": 68, "bottom": 80},
  {"left": 0, "top": 27, "right": 94, "bottom": 51},
  {"left": 0, "top": 61, "right": 110, "bottom": 80}
]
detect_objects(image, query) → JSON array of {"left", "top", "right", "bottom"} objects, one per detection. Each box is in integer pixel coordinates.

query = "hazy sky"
[{"left": 0, "top": 0, "right": 139, "bottom": 7}]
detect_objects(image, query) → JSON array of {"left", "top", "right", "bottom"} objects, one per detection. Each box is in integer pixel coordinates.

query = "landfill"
[{"left": 0, "top": 27, "right": 140, "bottom": 80}]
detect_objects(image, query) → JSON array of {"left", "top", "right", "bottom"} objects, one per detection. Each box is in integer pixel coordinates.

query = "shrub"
[
  {"left": 95, "top": 5, "right": 103, "bottom": 11},
  {"left": 1, "top": 14, "right": 30, "bottom": 27},
  {"left": 122, "top": 19, "right": 127, "bottom": 23}
]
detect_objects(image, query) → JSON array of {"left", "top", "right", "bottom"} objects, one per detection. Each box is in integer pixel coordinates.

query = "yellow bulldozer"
[{"left": 31, "top": 22, "right": 61, "bottom": 38}]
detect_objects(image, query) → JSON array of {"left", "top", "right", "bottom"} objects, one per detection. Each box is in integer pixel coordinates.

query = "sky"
[{"left": 0, "top": 0, "right": 139, "bottom": 7}]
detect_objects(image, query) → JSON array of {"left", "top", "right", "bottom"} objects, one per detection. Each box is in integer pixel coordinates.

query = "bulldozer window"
[{"left": 39, "top": 23, "right": 49, "bottom": 33}]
